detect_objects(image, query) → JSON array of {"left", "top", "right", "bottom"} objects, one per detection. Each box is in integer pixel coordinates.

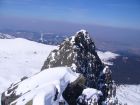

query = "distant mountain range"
[
  {"left": 0, "top": 33, "right": 15, "bottom": 39},
  {"left": 0, "top": 29, "right": 140, "bottom": 56},
  {"left": 0, "top": 29, "right": 67, "bottom": 45}
]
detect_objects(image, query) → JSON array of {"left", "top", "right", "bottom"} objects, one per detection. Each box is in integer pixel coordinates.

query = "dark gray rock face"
[
  {"left": 1, "top": 83, "right": 21, "bottom": 105},
  {"left": 62, "top": 74, "right": 86, "bottom": 105},
  {"left": 41, "top": 30, "right": 105, "bottom": 88}
]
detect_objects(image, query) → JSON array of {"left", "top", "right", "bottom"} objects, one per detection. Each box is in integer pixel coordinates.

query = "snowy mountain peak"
[
  {"left": 1, "top": 30, "right": 119, "bottom": 105},
  {"left": 41, "top": 29, "right": 97, "bottom": 72},
  {"left": 76, "top": 29, "right": 88, "bottom": 36},
  {"left": 40, "top": 30, "right": 118, "bottom": 104}
]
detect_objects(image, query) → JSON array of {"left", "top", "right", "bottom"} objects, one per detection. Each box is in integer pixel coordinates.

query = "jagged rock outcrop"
[
  {"left": 1, "top": 30, "right": 118, "bottom": 105},
  {"left": 41, "top": 30, "right": 105, "bottom": 87},
  {"left": 41, "top": 30, "right": 115, "bottom": 104}
]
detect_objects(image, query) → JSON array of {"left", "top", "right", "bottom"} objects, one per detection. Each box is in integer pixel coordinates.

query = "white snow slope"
[
  {"left": 0, "top": 38, "right": 56, "bottom": 93},
  {"left": 116, "top": 85, "right": 140, "bottom": 105},
  {"left": 0, "top": 38, "right": 140, "bottom": 105},
  {"left": 9, "top": 67, "right": 80, "bottom": 105}
]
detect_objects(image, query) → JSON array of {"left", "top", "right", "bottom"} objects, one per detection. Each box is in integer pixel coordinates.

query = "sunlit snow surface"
[
  {"left": 0, "top": 38, "right": 140, "bottom": 105},
  {"left": 116, "top": 85, "right": 140, "bottom": 105},
  {"left": 97, "top": 51, "right": 119, "bottom": 65},
  {"left": 0, "top": 38, "right": 56, "bottom": 93},
  {"left": 9, "top": 67, "right": 79, "bottom": 105}
]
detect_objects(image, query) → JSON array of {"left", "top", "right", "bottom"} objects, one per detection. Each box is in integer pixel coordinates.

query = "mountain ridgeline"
[
  {"left": 42, "top": 30, "right": 105, "bottom": 87},
  {"left": 41, "top": 30, "right": 117, "bottom": 104},
  {"left": 1, "top": 30, "right": 118, "bottom": 105}
]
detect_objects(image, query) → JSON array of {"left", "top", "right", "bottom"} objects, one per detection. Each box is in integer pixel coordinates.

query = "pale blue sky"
[{"left": 0, "top": 0, "right": 140, "bottom": 29}]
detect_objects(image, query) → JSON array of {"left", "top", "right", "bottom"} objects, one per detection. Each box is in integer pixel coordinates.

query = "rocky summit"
[
  {"left": 42, "top": 30, "right": 105, "bottom": 87},
  {"left": 42, "top": 29, "right": 116, "bottom": 104},
  {"left": 1, "top": 30, "right": 118, "bottom": 105}
]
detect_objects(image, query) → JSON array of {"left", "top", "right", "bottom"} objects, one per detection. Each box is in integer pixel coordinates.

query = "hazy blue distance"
[{"left": 0, "top": 0, "right": 140, "bottom": 53}]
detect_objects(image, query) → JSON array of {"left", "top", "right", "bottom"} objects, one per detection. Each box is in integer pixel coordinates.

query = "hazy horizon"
[{"left": 0, "top": 0, "right": 140, "bottom": 54}]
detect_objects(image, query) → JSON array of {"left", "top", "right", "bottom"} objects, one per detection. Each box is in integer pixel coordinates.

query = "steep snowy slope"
[
  {"left": 7, "top": 67, "right": 80, "bottom": 105},
  {"left": 0, "top": 38, "right": 56, "bottom": 94}
]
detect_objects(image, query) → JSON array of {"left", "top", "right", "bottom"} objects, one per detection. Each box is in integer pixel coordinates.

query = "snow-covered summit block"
[{"left": 76, "top": 29, "right": 88, "bottom": 35}]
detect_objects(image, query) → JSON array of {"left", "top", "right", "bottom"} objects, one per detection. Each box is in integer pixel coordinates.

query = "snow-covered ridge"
[
  {"left": 9, "top": 67, "right": 80, "bottom": 105},
  {"left": 0, "top": 38, "right": 55, "bottom": 52}
]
